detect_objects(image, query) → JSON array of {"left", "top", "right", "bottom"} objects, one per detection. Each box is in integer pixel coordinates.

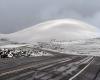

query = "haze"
[{"left": 0, "top": 0, "right": 100, "bottom": 33}]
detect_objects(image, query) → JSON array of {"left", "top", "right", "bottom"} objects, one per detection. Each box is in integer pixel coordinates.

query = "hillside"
[{"left": 5, "top": 19, "right": 99, "bottom": 43}]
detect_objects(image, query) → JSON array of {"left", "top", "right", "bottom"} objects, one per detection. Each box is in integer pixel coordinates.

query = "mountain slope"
[{"left": 6, "top": 19, "right": 99, "bottom": 43}]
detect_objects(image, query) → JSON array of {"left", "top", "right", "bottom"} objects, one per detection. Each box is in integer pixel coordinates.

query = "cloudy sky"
[{"left": 0, "top": 0, "right": 100, "bottom": 33}]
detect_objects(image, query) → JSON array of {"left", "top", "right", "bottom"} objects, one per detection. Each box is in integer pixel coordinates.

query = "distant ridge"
[{"left": 3, "top": 19, "right": 99, "bottom": 43}]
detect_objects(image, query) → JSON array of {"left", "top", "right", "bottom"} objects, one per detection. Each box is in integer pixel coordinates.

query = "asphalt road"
[{"left": 0, "top": 51, "right": 99, "bottom": 80}]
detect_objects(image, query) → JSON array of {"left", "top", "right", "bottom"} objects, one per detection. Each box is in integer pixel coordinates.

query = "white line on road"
[
  {"left": 69, "top": 57, "right": 94, "bottom": 80},
  {"left": 0, "top": 57, "right": 70, "bottom": 77}
]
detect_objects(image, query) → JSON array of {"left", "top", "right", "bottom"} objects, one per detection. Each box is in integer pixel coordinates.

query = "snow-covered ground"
[
  {"left": 0, "top": 43, "right": 53, "bottom": 57},
  {"left": 0, "top": 19, "right": 100, "bottom": 57},
  {"left": 1, "top": 38, "right": 100, "bottom": 57},
  {"left": 0, "top": 44, "right": 27, "bottom": 49},
  {"left": 62, "top": 38, "right": 100, "bottom": 56},
  {"left": 40, "top": 38, "right": 100, "bottom": 57},
  {"left": 31, "top": 52, "right": 53, "bottom": 57}
]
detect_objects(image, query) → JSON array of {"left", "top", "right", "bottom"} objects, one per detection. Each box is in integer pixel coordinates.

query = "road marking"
[
  {"left": 69, "top": 57, "right": 94, "bottom": 80},
  {"left": 0, "top": 57, "right": 71, "bottom": 77}
]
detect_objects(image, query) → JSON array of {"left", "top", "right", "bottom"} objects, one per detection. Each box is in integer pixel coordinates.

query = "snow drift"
[{"left": 6, "top": 19, "right": 99, "bottom": 43}]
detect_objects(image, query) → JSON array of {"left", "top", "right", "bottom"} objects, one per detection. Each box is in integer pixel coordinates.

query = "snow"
[
  {"left": 31, "top": 52, "right": 53, "bottom": 57},
  {"left": 5, "top": 19, "right": 99, "bottom": 43},
  {"left": 0, "top": 19, "right": 100, "bottom": 57},
  {"left": 0, "top": 34, "right": 5, "bottom": 38},
  {"left": 0, "top": 44, "right": 27, "bottom": 48},
  {"left": 40, "top": 38, "right": 100, "bottom": 57}
]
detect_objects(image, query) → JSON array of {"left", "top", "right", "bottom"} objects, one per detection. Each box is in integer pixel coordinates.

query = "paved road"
[
  {"left": 0, "top": 50, "right": 99, "bottom": 80},
  {"left": 72, "top": 56, "right": 100, "bottom": 80}
]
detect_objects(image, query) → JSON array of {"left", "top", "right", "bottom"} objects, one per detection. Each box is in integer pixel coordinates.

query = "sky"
[{"left": 0, "top": 0, "right": 100, "bottom": 33}]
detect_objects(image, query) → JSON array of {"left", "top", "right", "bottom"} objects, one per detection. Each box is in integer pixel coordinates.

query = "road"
[{"left": 0, "top": 50, "right": 99, "bottom": 80}]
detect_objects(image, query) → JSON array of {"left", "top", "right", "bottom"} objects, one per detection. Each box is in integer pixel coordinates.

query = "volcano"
[{"left": 5, "top": 19, "right": 99, "bottom": 43}]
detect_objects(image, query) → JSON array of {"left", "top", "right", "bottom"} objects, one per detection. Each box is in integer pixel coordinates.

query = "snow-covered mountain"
[{"left": 3, "top": 19, "right": 100, "bottom": 43}]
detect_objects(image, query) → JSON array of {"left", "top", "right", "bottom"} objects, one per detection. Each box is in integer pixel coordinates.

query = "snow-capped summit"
[{"left": 6, "top": 19, "right": 99, "bottom": 43}]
